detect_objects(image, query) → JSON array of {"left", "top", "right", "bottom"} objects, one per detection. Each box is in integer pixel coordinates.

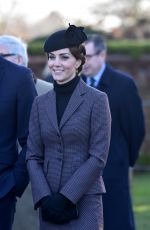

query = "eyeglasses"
[
  {"left": 0, "top": 53, "right": 17, "bottom": 58},
  {"left": 85, "top": 51, "right": 100, "bottom": 60}
]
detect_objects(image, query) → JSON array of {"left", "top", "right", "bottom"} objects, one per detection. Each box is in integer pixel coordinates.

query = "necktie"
[{"left": 90, "top": 77, "right": 95, "bottom": 87}]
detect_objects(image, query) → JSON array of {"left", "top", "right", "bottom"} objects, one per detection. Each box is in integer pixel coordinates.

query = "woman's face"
[{"left": 47, "top": 48, "right": 81, "bottom": 84}]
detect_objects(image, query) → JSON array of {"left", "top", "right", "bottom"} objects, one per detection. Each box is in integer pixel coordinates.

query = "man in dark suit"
[
  {"left": 82, "top": 34, "right": 145, "bottom": 230},
  {"left": 0, "top": 55, "right": 37, "bottom": 229}
]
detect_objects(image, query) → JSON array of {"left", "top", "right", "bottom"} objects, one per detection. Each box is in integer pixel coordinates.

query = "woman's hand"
[{"left": 40, "top": 193, "right": 78, "bottom": 224}]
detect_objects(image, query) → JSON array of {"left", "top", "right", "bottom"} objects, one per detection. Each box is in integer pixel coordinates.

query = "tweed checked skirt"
[{"left": 39, "top": 194, "right": 103, "bottom": 230}]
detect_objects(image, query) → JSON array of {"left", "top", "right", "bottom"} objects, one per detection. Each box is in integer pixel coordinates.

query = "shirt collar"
[{"left": 86, "top": 63, "right": 106, "bottom": 87}]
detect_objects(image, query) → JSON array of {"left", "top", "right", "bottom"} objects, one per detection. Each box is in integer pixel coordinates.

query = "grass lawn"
[{"left": 132, "top": 172, "right": 150, "bottom": 230}]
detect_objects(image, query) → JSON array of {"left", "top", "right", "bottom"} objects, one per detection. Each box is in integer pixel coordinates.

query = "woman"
[{"left": 26, "top": 24, "right": 111, "bottom": 230}]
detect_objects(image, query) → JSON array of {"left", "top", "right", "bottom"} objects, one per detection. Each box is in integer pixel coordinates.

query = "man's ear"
[
  {"left": 100, "top": 50, "right": 107, "bottom": 60},
  {"left": 18, "top": 55, "right": 24, "bottom": 65}
]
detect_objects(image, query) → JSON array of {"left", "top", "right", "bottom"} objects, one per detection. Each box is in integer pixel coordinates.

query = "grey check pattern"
[
  {"left": 26, "top": 79, "right": 111, "bottom": 229},
  {"left": 39, "top": 195, "right": 103, "bottom": 230}
]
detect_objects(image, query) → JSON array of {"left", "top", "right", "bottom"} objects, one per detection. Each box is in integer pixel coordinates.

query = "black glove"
[{"left": 40, "top": 193, "right": 78, "bottom": 224}]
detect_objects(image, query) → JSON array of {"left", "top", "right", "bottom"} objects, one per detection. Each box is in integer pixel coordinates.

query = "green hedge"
[
  {"left": 28, "top": 40, "right": 150, "bottom": 58},
  {"left": 137, "top": 154, "right": 150, "bottom": 166},
  {"left": 108, "top": 40, "right": 150, "bottom": 58},
  {"left": 28, "top": 41, "right": 44, "bottom": 55}
]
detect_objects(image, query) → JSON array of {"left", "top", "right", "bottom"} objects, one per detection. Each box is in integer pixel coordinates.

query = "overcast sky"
[{"left": 0, "top": 0, "right": 108, "bottom": 25}]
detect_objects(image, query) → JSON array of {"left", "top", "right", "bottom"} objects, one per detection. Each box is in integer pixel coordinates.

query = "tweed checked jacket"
[{"left": 26, "top": 79, "right": 111, "bottom": 207}]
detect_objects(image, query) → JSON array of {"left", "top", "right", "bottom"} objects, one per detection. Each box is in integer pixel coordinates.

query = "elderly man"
[
  {"left": 0, "top": 35, "right": 53, "bottom": 95},
  {"left": 0, "top": 53, "right": 36, "bottom": 229},
  {"left": 0, "top": 35, "right": 53, "bottom": 230}
]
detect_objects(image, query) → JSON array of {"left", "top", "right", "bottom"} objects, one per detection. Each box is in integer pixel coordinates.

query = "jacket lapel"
[
  {"left": 59, "top": 79, "right": 87, "bottom": 130},
  {"left": 45, "top": 90, "right": 60, "bottom": 134},
  {"left": 81, "top": 66, "right": 111, "bottom": 92},
  {"left": 97, "top": 65, "right": 112, "bottom": 92}
]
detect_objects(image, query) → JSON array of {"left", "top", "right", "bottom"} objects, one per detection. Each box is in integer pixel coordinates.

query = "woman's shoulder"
[
  {"left": 79, "top": 79, "right": 107, "bottom": 102},
  {"left": 87, "top": 84, "right": 107, "bottom": 100}
]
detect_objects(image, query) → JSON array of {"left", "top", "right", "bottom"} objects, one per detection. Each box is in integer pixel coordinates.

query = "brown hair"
[{"left": 69, "top": 44, "right": 86, "bottom": 74}]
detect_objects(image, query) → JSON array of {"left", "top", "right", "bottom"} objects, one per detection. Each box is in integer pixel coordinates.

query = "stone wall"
[{"left": 28, "top": 54, "right": 150, "bottom": 158}]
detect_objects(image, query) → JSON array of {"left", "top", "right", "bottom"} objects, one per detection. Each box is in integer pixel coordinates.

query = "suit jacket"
[
  {"left": 35, "top": 78, "right": 53, "bottom": 96},
  {"left": 0, "top": 56, "right": 37, "bottom": 198},
  {"left": 97, "top": 65, "right": 145, "bottom": 183},
  {"left": 26, "top": 79, "right": 111, "bottom": 207},
  {"left": 82, "top": 64, "right": 145, "bottom": 230}
]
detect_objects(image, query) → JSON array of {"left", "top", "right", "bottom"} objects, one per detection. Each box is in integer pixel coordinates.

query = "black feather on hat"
[{"left": 44, "top": 24, "right": 87, "bottom": 53}]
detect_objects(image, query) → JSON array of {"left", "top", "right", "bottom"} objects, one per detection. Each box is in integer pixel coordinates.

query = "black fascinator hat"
[{"left": 44, "top": 24, "right": 87, "bottom": 53}]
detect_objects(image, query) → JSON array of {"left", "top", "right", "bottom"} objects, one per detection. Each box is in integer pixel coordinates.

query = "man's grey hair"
[
  {"left": 84, "top": 34, "right": 107, "bottom": 53},
  {"left": 0, "top": 35, "right": 28, "bottom": 67}
]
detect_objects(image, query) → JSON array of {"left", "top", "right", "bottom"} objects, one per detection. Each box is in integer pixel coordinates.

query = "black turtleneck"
[{"left": 54, "top": 76, "right": 80, "bottom": 125}]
